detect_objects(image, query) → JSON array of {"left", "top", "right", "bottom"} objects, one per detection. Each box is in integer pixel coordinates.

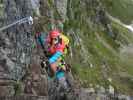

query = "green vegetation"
[
  {"left": 101, "top": 0, "right": 133, "bottom": 24},
  {"left": 14, "top": 81, "right": 23, "bottom": 95},
  {"left": 64, "top": 0, "right": 133, "bottom": 94}
]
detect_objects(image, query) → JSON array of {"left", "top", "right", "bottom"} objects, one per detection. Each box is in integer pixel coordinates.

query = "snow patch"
[{"left": 124, "top": 25, "right": 133, "bottom": 33}]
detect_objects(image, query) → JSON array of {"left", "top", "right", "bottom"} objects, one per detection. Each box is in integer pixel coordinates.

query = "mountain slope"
[
  {"left": 11, "top": 0, "right": 133, "bottom": 95},
  {"left": 61, "top": 0, "right": 133, "bottom": 95},
  {"left": 0, "top": 0, "right": 133, "bottom": 98},
  {"left": 101, "top": 0, "right": 133, "bottom": 24}
]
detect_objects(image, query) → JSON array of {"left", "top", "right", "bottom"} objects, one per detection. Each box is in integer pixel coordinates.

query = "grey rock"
[
  {"left": 79, "top": 88, "right": 96, "bottom": 100},
  {"left": 118, "top": 94, "right": 131, "bottom": 100},
  {"left": 54, "top": 0, "right": 68, "bottom": 21},
  {"left": 0, "top": 86, "right": 15, "bottom": 96},
  {"left": 3, "top": 0, "right": 34, "bottom": 80},
  {"left": 0, "top": 96, "right": 48, "bottom": 100},
  {"left": 31, "top": 0, "right": 40, "bottom": 16}
]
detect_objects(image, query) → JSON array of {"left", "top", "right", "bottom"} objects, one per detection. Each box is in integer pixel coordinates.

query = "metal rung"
[{"left": 0, "top": 16, "right": 33, "bottom": 32}]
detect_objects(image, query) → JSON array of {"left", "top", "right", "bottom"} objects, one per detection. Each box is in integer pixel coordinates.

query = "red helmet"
[{"left": 50, "top": 30, "right": 60, "bottom": 38}]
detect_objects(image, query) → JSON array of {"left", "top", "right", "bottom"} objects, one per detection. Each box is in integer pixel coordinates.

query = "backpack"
[
  {"left": 60, "top": 34, "right": 70, "bottom": 55},
  {"left": 61, "top": 34, "right": 69, "bottom": 46}
]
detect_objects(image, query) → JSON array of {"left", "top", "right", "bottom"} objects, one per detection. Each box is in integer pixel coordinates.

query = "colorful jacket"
[{"left": 46, "top": 35, "right": 66, "bottom": 64}]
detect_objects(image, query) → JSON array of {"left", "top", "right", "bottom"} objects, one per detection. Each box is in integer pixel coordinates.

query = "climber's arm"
[{"left": 49, "top": 51, "right": 63, "bottom": 64}]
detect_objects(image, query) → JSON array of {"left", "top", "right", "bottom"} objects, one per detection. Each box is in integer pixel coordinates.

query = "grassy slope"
[
  {"left": 63, "top": 0, "right": 133, "bottom": 94},
  {"left": 101, "top": 0, "right": 133, "bottom": 24}
]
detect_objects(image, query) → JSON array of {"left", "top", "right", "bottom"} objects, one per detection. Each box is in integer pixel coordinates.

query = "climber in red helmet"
[{"left": 46, "top": 29, "right": 66, "bottom": 76}]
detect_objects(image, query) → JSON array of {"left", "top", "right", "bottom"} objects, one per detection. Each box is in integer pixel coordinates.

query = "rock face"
[
  {"left": 23, "top": 62, "right": 48, "bottom": 96},
  {"left": 0, "top": 0, "right": 133, "bottom": 99},
  {"left": 0, "top": 0, "right": 34, "bottom": 96},
  {"left": 2, "top": 0, "right": 34, "bottom": 80},
  {"left": 0, "top": 96, "right": 48, "bottom": 100},
  {"left": 30, "top": 0, "right": 40, "bottom": 16},
  {"left": 54, "top": 0, "right": 68, "bottom": 20}
]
